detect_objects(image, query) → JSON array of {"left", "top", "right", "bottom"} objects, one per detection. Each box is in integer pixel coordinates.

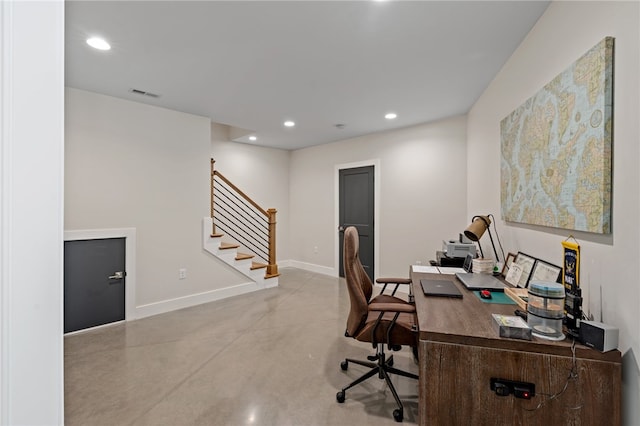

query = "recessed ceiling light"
[
  {"left": 284, "top": 121, "right": 295, "bottom": 127},
  {"left": 385, "top": 113, "right": 397, "bottom": 120},
  {"left": 249, "top": 136, "right": 257, "bottom": 141},
  {"left": 86, "top": 37, "right": 111, "bottom": 51}
]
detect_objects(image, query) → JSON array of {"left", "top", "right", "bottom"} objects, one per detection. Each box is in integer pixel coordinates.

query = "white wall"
[
  {"left": 65, "top": 88, "right": 249, "bottom": 317},
  {"left": 467, "top": 1, "right": 640, "bottom": 423},
  {"left": 210, "top": 123, "right": 291, "bottom": 261},
  {"left": 289, "top": 116, "right": 467, "bottom": 278},
  {"left": 0, "top": 1, "right": 65, "bottom": 424}
]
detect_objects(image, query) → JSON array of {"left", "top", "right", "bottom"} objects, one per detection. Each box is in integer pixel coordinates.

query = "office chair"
[{"left": 336, "top": 226, "right": 419, "bottom": 423}]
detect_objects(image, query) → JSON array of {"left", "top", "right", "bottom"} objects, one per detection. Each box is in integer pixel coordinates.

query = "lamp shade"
[{"left": 464, "top": 215, "right": 491, "bottom": 242}]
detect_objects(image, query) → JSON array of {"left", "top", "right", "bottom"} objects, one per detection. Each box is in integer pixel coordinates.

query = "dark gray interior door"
[
  {"left": 64, "top": 238, "right": 126, "bottom": 333},
  {"left": 339, "top": 166, "right": 375, "bottom": 281}
]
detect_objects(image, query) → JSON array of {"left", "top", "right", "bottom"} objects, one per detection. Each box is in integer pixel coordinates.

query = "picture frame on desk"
[
  {"left": 529, "top": 259, "right": 562, "bottom": 283},
  {"left": 513, "top": 252, "right": 536, "bottom": 287},
  {"left": 501, "top": 252, "right": 517, "bottom": 277}
]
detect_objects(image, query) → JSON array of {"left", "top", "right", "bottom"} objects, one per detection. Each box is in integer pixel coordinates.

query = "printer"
[
  {"left": 442, "top": 235, "right": 477, "bottom": 259},
  {"left": 433, "top": 234, "right": 477, "bottom": 267}
]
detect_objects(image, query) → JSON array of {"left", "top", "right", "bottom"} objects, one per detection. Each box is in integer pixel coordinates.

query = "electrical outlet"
[
  {"left": 313, "top": 246, "right": 318, "bottom": 254},
  {"left": 179, "top": 268, "right": 187, "bottom": 280},
  {"left": 490, "top": 378, "right": 535, "bottom": 399}
]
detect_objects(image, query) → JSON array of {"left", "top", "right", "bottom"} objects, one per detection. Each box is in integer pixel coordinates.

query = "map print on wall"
[{"left": 500, "top": 37, "right": 613, "bottom": 234}]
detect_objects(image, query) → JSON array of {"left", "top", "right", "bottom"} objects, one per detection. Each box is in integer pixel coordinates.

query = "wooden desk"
[{"left": 411, "top": 268, "right": 621, "bottom": 425}]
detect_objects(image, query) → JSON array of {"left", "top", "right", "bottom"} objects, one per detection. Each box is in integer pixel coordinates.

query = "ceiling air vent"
[{"left": 129, "top": 88, "right": 161, "bottom": 98}]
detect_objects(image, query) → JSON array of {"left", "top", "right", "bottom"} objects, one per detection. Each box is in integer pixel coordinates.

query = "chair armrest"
[
  {"left": 376, "top": 278, "right": 411, "bottom": 285},
  {"left": 368, "top": 302, "right": 417, "bottom": 349},
  {"left": 375, "top": 278, "right": 412, "bottom": 297},
  {"left": 368, "top": 302, "right": 415, "bottom": 314}
]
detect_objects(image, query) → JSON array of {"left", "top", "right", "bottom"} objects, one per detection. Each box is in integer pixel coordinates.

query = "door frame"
[
  {"left": 334, "top": 159, "right": 380, "bottom": 279},
  {"left": 63, "top": 228, "right": 137, "bottom": 323}
]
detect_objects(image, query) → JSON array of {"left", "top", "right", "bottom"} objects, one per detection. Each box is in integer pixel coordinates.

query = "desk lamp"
[{"left": 464, "top": 215, "right": 500, "bottom": 263}]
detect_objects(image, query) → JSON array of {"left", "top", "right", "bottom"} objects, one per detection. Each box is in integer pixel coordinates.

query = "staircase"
[
  {"left": 204, "top": 159, "right": 279, "bottom": 289},
  {"left": 203, "top": 217, "right": 279, "bottom": 288}
]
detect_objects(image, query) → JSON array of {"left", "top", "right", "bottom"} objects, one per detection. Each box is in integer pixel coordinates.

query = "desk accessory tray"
[{"left": 504, "top": 287, "right": 528, "bottom": 310}]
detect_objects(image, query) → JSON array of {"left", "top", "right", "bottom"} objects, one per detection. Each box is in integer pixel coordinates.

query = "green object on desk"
[{"left": 473, "top": 291, "right": 516, "bottom": 304}]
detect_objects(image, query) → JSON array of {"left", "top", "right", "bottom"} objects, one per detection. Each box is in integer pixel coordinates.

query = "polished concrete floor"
[{"left": 65, "top": 268, "right": 419, "bottom": 425}]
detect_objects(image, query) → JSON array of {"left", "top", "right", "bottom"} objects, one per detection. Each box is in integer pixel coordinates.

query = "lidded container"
[{"left": 527, "top": 281, "right": 565, "bottom": 341}]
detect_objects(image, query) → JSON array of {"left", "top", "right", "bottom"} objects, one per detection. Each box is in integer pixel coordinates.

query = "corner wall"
[
  {"left": 289, "top": 116, "right": 467, "bottom": 278},
  {"left": 467, "top": 2, "right": 640, "bottom": 423},
  {"left": 65, "top": 88, "right": 249, "bottom": 317},
  {"left": 1, "top": 1, "right": 64, "bottom": 423},
  {"left": 210, "top": 123, "right": 291, "bottom": 261}
]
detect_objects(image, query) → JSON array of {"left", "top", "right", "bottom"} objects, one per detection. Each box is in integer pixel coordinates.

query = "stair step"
[
  {"left": 250, "top": 262, "right": 268, "bottom": 270},
  {"left": 235, "top": 252, "right": 254, "bottom": 261},
  {"left": 265, "top": 273, "right": 280, "bottom": 279},
  {"left": 219, "top": 242, "right": 240, "bottom": 250},
  {"left": 210, "top": 233, "right": 224, "bottom": 238}
]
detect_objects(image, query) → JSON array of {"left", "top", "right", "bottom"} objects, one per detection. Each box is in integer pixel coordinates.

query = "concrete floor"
[{"left": 64, "top": 267, "right": 419, "bottom": 425}]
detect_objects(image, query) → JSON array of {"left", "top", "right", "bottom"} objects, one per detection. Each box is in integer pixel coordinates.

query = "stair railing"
[{"left": 210, "top": 159, "right": 278, "bottom": 277}]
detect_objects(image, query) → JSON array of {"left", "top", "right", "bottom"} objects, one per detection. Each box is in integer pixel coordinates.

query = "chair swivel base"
[{"left": 336, "top": 348, "right": 418, "bottom": 422}]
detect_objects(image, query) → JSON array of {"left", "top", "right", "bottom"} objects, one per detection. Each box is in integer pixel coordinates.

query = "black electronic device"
[
  {"left": 436, "top": 251, "right": 465, "bottom": 267},
  {"left": 490, "top": 378, "right": 535, "bottom": 399},
  {"left": 564, "top": 288, "right": 583, "bottom": 338},
  {"left": 420, "top": 279, "right": 463, "bottom": 299},
  {"left": 579, "top": 320, "right": 619, "bottom": 352},
  {"left": 462, "top": 253, "right": 473, "bottom": 272}
]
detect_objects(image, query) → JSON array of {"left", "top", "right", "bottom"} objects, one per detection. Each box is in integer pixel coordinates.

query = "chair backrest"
[{"left": 343, "top": 226, "right": 374, "bottom": 337}]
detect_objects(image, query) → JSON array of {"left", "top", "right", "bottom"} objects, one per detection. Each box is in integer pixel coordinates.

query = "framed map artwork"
[{"left": 500, "top": 37, "right": 613, "bottom": 234}]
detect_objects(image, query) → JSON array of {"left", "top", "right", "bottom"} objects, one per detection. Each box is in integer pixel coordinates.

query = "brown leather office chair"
[{"left": 336, "top": 226, "right": 419, "bottom": 422}]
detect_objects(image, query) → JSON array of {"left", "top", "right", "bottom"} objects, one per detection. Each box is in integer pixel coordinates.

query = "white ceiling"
[{"left": 65, "top": 1, "right": 549, "bottom": 150}]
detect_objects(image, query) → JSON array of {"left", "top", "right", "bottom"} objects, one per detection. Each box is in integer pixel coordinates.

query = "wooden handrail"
[
  {"left": 211, "top": 159, "right": 278, "bottom": 277},
  {"left": 214, "top": 170, "right": 268, "bottom": 217}
]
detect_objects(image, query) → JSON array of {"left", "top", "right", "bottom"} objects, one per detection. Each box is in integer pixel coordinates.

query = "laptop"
[
  {"left": 455, "top": 273, "right": 507, "bottom": 291},
  {"left": 420, "top": 279, "right": 463, "bottom": 298},
  {"left": 455, "top": 253, "right": 507, "bottom": 291}
]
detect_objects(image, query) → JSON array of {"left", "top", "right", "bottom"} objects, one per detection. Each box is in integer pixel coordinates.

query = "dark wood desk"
[{"left": 411, "top": 268, "right": 621, "bottom": 425}]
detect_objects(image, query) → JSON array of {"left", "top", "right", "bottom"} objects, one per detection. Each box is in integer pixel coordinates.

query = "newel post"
[
  {"left": 210, "top": 158, "right": 216, "bottom": 235},
  {"left": 267, "top": 208, "right": 278, "bottom": 276}
]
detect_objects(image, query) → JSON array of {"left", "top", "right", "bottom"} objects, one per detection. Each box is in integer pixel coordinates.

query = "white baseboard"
[
  {"left": 285, "top": 259, "right": 336, "bottom": 277},
  {"left": 283, "top": 260, "right": 409, "bottom": 297},
  {"left": 135, "top": 280, "right": 259, "bottom": 319},
  {"left": 64, "top": 320, "right": 125, "bottom": 336},
  {"left": 127, "top": 261, "right": 403, "bottom": 321}
]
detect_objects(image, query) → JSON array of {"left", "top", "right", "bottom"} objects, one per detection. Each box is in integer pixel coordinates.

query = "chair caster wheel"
[
  {"left": 393, "top": 409, "right": 403, "bottom": 422},
  {"left": 340, "top": 360, "right": 348, "bottom": 370},
  {"left": 336, "top": 391, "right": 345, "bottom": 403}
]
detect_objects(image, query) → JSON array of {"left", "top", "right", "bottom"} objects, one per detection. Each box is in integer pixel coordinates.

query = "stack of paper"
[{"left": 472, "top": 258, "right": 495, "bottom": 274}]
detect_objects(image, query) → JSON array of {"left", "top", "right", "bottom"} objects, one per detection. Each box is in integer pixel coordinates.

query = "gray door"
[
  {"left": 339, "top": 166, "right": 375, "bottom": 281},
  {"left": 64, "top": 238, "right": 126, "bottom": 333}
]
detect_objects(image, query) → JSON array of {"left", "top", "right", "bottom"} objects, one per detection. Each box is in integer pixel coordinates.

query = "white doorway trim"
[
  {"left": 334, "top": 159, "right": 381, "bottom": 279},
  {"left": 64, "top": 228, "right": 137, "bottom": 321}
]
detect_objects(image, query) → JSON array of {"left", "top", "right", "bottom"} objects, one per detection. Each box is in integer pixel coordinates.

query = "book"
[{"left": 492, "top": 314, "right": 532, "bottom": 340}]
